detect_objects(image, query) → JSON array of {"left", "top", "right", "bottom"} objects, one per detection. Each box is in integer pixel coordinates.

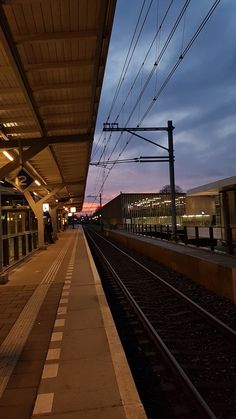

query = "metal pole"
[
  {"left": 0, "top": 192, "right": 3, "bottom": 272},
  {"left": 167, "top": 120, "right": 177, "bottom": 240},
  {"left": 221, "top": 191, "right": 233, "bottom": 254},
  {"left": 99, "top": 193, "right": 102, "bottom": 209},
  {"left": 100, "top": 193, "right": 103, "bottom": 231},
  {"left": 0, "top": 191, "right": 9, "bottom": 283}
]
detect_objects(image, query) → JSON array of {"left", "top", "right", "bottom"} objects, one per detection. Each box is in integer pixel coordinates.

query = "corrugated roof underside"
[{"left": 0, "top": 0, "right": 116, "bottom": 209}]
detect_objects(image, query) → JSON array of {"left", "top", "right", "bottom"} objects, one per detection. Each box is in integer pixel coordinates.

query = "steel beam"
[
  {"left": 4, "top": 123, "right": 88, "bottom": 135},
  {"left": 0, "top": 7, "right": 46, "bottom": 136},
  {"left": 32, "top": 81, "right": 91, "bottom": 92},
  {"left": 0, "top": 143, "right": 47, "bottom": 179},
  {"left": 0, "top": 87, "right": 21, "bottom": 95},
  {"left": 47, "top": 180, "right": 85, "bottom": 188},
  {"left": 15, "top": 30, "right": 97, "bottom": 44},
  {"left": 38, "top": 187, "right": 62, "bottom": 205},
  {"left": 25, "top": 59, "right": 94, "bottom": 72},
  {"left": 38, "top": 98, "right": 90, "bottom": 109},
  {"left": 0, "top": 103, "right": 29, "bottom": 111},
  {"left": 103, "top": 126, "right": 168, "bottom": 132},
  {"left": 0, "top": 133, "right": 92, "bottom": 148},
  {"left": 48, "top": 146, "right": 66, "bottom": 192}
]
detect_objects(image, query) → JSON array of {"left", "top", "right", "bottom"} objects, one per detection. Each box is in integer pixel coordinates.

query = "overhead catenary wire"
[
  {"left": 91, "top": 0, "right": 148, "bottom": 160},
  {"left": 111, "top": 0, "right": 219, "bottom": 164},
  {"left": 102, "top": 0, "right": 191, "bottom": 170},
  {"left": 140, "top": 0, "right": 221, "bottom": 123},
  {"left": 98, "top": 0, "right": 176, "bottom": 169},
  {"left": 92, "top": 0, "right": 155, "bottom": 164},
  {"left": 93, "top": 0, "right": 221, "bottom": 199},
  {"left": 111, "top": 0, "right": 175, "bottom": 130},
  {"left": 106, "top": 0, "right": 150, "bottom": 122},
  {"left": 92, "top": 0, "right": 175, "bottom": 174}
]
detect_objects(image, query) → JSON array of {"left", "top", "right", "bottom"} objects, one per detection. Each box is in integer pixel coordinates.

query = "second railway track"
[{"left": 84, "top": 226, "right": 236, "bottom": 419}]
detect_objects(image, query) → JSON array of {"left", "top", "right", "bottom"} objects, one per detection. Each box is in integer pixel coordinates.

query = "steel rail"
[
  {"left": 93, "top": 230, "right": 236, "bottom": 340},
  {"left": 85, "top": 229, "right": 217, "bottom": 419}
]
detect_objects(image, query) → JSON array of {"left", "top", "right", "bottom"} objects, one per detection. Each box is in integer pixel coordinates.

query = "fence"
[
  {"left": 2, "top": 230, "right": 38, "bottom": 267},
  {"left": 123, "top": 224, "right": 235, "bottom": 255}
]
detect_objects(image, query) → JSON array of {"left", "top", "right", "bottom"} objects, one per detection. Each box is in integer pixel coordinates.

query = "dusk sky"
[{"left": 83, "top": 0, "right": 236, "bottom": 213}]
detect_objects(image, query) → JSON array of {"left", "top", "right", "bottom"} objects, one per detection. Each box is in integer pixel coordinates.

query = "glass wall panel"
[
  {"left": 17, "top": 212, "right": 24, "bottom": 233},
  {"left": 8, "top": 238, "right": 15, "bottom": 263},
  {"left": 22, "top": 235, "right": 27, "bottom": 256},
  {"left": 25, "top": 212, "right": 30, "bottom": 230},
  {"left": 8, "top": 213, "right": 16, "bottom": 234},
  {"left": 2, "top": 211, "right": 7, "bottom": 235},
  {"left": 228, "top": 190, "right": 236, "bottom": 225},
  {"left": 3, "top": 239, "right": 9, "bottom": 266},
  {"left": 1, "top": 192, "right": 38, "bottom": 268},
  {"left": 18, "top": 236, "right": 22, "bottom": 258}
]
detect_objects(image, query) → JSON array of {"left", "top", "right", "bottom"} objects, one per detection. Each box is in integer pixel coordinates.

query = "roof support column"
[
  {"left": 0, "top": 192, "right": 2, "bottom": 272},
  {"left": 0, "top": 191, "right": 8, "bottom": 282},
  {"left": 24, "top": 188, "right": 61, "bottom": 249},
  {"left": 49, "top": 205, "right": 60, "bottom": 241},
  {"left": 36, "top": 208, "right": 45, "bottom": 249},
  {"left": 220, "top": 191, "right": 233, "bottom": 254},
  {"left": 0, "top": 143, "right": 47, "bottom": 180},
  {"left": 23, "top": 190, "right": 45, "bottom": 248}
]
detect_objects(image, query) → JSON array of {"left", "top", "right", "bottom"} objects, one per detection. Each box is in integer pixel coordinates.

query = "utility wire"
[
  {"left": 105, "top": 0, "right": 190, "bottom": 164},
  {"left": 140, "top": 0, "right": 221, "bottom": 123},
  {"left": 91, "top": 0, "right": 156, "bottom": 176},
  {"left": 94, "top": 0, "right": 221, "bottom": 198},
  {"left": 98, "top": 0, "right": 175, "bottom": 168},
  {"left": 91, "top": 0, "right": 148, "bottom": 160},
  {"left": 113, "top": 0, "right": 174, "bottom": 125},
  {"left": 107, "top": 0, "right": 148, "bottom": 122}
]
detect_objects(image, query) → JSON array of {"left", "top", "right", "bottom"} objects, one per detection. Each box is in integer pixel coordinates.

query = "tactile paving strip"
[
  {"left": 0, "top": 238, "right": 72, "bottom": 398},
  {"left": 32, "top": 231, "right": 79, "bottom": 415}
]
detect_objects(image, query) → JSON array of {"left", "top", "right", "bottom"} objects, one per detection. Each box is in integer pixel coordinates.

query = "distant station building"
[
  {"left": 183, "top": 194, "right": 219, "bottom": 226},
  {"left": 97, "top": 192, "right": 218, "bottom": 229},
  {"left": 97, "top": 192, "right": 186, "bottom": 228},
  {"left": 96, "top": 175, "right": 236, "bottom": 231},
  {"left": 188, "top": 175, "right": 236, "bottom": 241}
]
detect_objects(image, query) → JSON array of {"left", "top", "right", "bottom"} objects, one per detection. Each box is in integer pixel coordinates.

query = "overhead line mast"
[{"left": 102, "top": 120, "right": 177, "bottom": 240}]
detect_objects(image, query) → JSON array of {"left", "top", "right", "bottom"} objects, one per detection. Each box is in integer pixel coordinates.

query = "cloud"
[{"left": 87, "top": 0, "right": 236, "bottom": 205}]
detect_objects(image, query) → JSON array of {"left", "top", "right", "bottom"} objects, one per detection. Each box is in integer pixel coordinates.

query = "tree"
[{"left": 159, "top": 184, "right": 183, "bottom": 193}]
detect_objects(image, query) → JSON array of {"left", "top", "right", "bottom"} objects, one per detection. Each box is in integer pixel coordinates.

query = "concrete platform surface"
[{"left": 0, "top": 227, "right": 146, "bottom": 419}]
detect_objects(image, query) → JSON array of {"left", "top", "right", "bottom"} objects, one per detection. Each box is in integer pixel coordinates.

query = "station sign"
[
  {"left": 70, "top": 207, "right": 76, "bottom": 213},
  {"left": 43, "top": 203, "right": 49, "bottom": 212},
  {"left": 15, "top": 169, "right": 34, "bottom": 190}
]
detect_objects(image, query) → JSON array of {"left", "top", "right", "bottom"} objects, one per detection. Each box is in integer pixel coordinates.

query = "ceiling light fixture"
[
  {"left": 2, "top": 150, "right": 14, "bottom": 161},
  {"left": 0, "top": 130, "right": 9, "bottom": 141}
]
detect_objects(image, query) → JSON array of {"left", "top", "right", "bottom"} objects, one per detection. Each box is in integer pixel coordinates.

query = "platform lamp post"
[
  {"left": 0, "top": 191, "right": 8, "bottom": 283},
  {"left": 167, "top": 120, "right": 177, "bottom": 239},
  {"left": 102, "top": 120, "right": 177, "bottom": 240},
  {"left": 201, "top": 211, "right": 205, "bottom": 226},
  {"left": 70, "top": 207, "right": 76, "bottom": 229}
]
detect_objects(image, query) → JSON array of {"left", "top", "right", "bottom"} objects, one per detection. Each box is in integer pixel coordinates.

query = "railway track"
[{"left": 84, "top": 227, "right": 236, "bottom": 419}]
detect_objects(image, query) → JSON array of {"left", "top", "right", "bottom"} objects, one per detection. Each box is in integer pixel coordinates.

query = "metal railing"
[
  {"left": 2, "top": 230, "right": 38, "bottom": 267},
  {"left": 122, "top": 224, "right": 236, "bottom": 255}
]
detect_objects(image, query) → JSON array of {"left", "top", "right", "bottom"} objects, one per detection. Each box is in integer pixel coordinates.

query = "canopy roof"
[
  {"left": 187, "top": 175, "right": 236, "bottom": 196},
  {"left": 0, "top": 0, "right": 116, "bottom": 210}
]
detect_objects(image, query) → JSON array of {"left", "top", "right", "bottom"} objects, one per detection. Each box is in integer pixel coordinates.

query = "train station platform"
[
  {"left": 0, "top": 227, "right": 146, "bottom": 419},
  {"left": 105, "top": 229, "right": 236, "bottom": 303}
]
